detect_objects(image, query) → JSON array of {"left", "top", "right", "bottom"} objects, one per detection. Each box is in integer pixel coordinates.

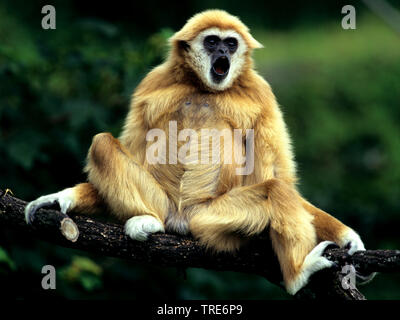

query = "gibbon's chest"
[{"left": 145, "top": 95, "right": 244, "bottom": 214}]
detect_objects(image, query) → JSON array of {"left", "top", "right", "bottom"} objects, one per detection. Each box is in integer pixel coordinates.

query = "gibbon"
[{"left": 25, "top": 10, "right": 369, "bottom": 295}]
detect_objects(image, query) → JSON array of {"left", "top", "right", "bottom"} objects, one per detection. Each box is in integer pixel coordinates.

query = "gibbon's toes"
[
  {"left": 286, "top": 241, "right": 336, "bottom": 295},
  {"left": 341, "top": 229, "right": 366, "bottom": 255},
  {"left": 306, "top": 240, "right": 337, "bottom": 261},
  {"left": 25, "top": 200, "right": 49, "bottom": 224},
  {"left": 24, "top": 188, "right": 75, "bottom": 224},
  {"left": 124, "top": 215, "right": 165, "bottom": 241}
]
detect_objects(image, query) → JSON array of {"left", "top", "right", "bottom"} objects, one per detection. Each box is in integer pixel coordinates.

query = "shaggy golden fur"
[{"left": 26, "top": 10, "right": 366, "bottom": 294}]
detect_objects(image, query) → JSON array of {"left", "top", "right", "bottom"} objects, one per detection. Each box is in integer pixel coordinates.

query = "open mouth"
[{"left": 212, "top": 56, "right": 230, "bottom": 78}]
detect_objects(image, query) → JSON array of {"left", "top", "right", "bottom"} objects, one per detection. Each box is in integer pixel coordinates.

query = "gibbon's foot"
[
  {"left": 287, "top": 241, "right": 336, "bottom": 295},
  {"left": 124, "top": 215, "right": 165, "bottom": 241},
  {"left": 25, "top": 188, "right": 75, "bottom": 224},
  {"left": 340, "top": 229, "right": 366, "bottom": 255}
]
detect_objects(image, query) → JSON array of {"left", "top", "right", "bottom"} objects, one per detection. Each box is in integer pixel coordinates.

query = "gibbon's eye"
[
  {"left": 204, "top": 35, "right": 220, "bottom": 50},
  {"left": 224, "top": 37, "right": 238, "bottom": 52}
]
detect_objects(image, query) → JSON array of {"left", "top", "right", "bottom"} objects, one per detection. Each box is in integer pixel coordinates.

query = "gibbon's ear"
[
  {"left": 178, "top": 40, "right": 190, "bottom": 52},
  {"left": 246, "top": 33, "right": 263, "bottom": 50},
  {"left": 168, "top": 34, "right": 189, "bottom": 53}
]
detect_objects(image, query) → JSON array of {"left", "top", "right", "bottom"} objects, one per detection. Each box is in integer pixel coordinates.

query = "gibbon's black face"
[{"left": 203, "top": 35, "right": 238, "bottom": 83}]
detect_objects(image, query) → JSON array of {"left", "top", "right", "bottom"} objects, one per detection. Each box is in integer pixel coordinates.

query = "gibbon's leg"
[
  {"left": 85, "top": 132, "right": 169, "bottom": 240},
  {"left": 189, "top": 179, "right": 335, "bottom": 295},
  {"left": 25, "top": 182, "right": 104, "bottom": 224}
]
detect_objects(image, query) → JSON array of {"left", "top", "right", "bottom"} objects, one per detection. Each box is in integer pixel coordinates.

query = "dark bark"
[{"left": 1, "top": 189, "right": 399, "bottom": 300}]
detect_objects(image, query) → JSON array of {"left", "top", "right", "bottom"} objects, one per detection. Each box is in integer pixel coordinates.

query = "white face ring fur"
[{"left": 186, "top": 28, "right": 248, "bottom": 91}]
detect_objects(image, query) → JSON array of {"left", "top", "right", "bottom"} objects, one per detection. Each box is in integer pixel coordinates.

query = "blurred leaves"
[
  {"left": 59, "top": 256, "right": 103, "bottom": 292},
  {"left": 254, "top": 14, "right": 400, "bottom": 228},
  {"left": 0, "top": 247, "right": 16, "bottom": 274},
  {"left": 0, "top": 3, "right": 169, "bottom": 197}
]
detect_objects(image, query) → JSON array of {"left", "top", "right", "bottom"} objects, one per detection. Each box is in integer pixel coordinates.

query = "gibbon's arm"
[
  {"left": 118, "top": 100, "right": 148, "bottom": 165},
  {"left": 248, "top": 97, "right": 298, "bottom": 187}
]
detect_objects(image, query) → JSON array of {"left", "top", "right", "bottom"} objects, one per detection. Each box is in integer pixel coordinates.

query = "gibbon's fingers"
[
  {"left": 125, "top": 215, "right": 165, "bottom": 241},
  {"left": 24, "top": 188, "right": 75, "bottom": 224}
]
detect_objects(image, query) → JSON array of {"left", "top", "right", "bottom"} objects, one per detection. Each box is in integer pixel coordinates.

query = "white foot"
[
  {"left": 124, "top": 215, "right": 165, "bottom": 241},
  {"left": 340, "top": 229, "right": 365, "bottom": 255},
  {"left": 286, "top": 241, "right": 335, "bottom": 295},
  {"left": 25, "top": 188, "right": 76, "bottom": 224}
]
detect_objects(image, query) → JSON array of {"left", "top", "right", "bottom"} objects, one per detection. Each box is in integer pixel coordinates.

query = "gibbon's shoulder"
[
  {"left": 238, "top": 69, "right": 284, "bottom": 131},
  {"left": 247, "top": 69, "right": 277, "bottom": 106},
  {"left": 134, "top": 64, "right": 173, "bottom": 96},
  {"left": 130, "top": 63, "right": 195, "bottom": 127},
  {"left": 237, "top": 69, "right": 280, "bottom": 113},
  {"left": 134, "top": 62, "right": 195, "bottom": 99}
]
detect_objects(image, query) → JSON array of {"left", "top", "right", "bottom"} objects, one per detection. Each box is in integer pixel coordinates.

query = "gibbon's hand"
[{"left": 24, "top": 188, "right": 75, "bottom": 224}]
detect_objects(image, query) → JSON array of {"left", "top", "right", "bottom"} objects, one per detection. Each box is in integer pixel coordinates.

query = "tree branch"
[{"left": 1, "top": 189, "right": 399, "bottom": 300}]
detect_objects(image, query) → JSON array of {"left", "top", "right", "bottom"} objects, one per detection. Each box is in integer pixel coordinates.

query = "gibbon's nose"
[
  {"left": 216, "top": 43, "right": 229, "bottom": 55},
  {"left": 218, "top": 47, "right": 228, "bottom": 54}
]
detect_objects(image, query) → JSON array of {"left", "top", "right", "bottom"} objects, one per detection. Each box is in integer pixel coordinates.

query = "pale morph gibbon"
[{"left": 25, "top": 10, "right": 368, "bottom": 295}]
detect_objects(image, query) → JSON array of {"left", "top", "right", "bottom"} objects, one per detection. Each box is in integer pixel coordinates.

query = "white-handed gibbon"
[{"left": 25, "top": 10, "right": 369, "bottom": 295}]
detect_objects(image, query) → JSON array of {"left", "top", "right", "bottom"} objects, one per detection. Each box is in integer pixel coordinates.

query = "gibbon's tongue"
[
  {"left": 213, "top": 56, "right": 230, "bottom": 75},
  {"left": 215, "top": 67, "right": 224, "bottom": 75}
]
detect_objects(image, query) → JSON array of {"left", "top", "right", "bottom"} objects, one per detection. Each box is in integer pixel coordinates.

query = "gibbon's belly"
[{"left": 146, "top": 97, "right": 243, "bottom": 234}]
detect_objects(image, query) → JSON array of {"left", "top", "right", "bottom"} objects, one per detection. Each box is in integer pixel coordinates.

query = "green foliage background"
[{"left": 0, "top": 0, "right": 399, "bottom": 299}]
